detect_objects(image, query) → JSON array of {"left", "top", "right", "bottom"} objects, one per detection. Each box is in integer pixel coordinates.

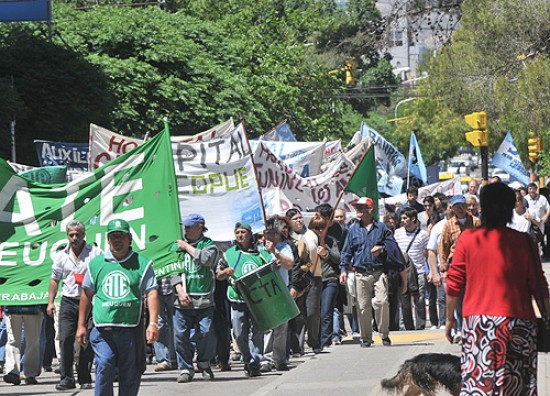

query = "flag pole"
[
  {"left": 240, "top": 115, "right": 268, "bottom": 229},
  {"left": 319, "top": 143, "right": 374, "bottom": 246}
]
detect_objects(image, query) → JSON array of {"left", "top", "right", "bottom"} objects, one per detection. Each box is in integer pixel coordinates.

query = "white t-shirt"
[
  {"left": 508, "top": 210, "right": 531, "bottom": 234},
  {"left": 394, "top": 227, "right": 429, "bottom": 274}
]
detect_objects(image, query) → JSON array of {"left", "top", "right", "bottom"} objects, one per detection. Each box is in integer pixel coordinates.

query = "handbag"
[
  {"left": 526, "top": 234, "right": 550, "bottom": 352},
  {"left": 403, "top": 229, "right": 421, "bottom": 295}
]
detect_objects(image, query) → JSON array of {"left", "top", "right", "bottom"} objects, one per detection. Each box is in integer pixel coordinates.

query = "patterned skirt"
[{"left": 461, "top": 315, "right": 538, "bottom": 396}]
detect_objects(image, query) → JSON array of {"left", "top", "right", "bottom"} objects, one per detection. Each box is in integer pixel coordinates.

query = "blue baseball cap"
[
  {"left": 451, "top": 195, "right": 466, "bottom": 206},
  {"left": 181, "top": 213, "right": 206, "bottom": 227}
]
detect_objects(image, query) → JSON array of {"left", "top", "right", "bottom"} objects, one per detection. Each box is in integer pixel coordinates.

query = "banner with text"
[
  {"left": 175, "top": 123, "right": 265, "bottom": 241},
  {"left": 0, "top": 131, "right": 181, "bottom": 305},
  {"left": 253, "top": 142, "right": 358, "bottom": 215},
  {"left": 34, "top": 140, "right": 89, "bottom": 170},
  {"left": 89, "top": 119, "right": 235, "bottom": 170},
  {"left": 250, "top": 140, "right": 326, "bottom": 177}
]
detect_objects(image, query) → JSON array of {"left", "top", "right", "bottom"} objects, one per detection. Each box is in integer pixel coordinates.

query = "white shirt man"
[
  {"left": 394, "top": 207, "right": 429, "bottom": 330},
  {"left": 524, "top": 183, "right": 550, "bottom": 234}
]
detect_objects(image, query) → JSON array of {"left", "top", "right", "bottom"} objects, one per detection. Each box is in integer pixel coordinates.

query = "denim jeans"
[
  {"left": 231, "top": 303, "right": 263, "bottom": 370},
  {"left": 90, "top": 326, "right": 141, "bottom": 396},
  {"left": 332, "top": 308, "right": 342, "bottom": 342},
  {"left": 173, "top": 306, "right": 216, "bottom": 373},
  {"left": 153, "top": 293, "right": 176, "bottom": 366},
  {"left": 320, "top": 279, "right": 339, "bottom": 348},
  {"left": 0, "top": 316, "right": 6, "bottom": 363}
]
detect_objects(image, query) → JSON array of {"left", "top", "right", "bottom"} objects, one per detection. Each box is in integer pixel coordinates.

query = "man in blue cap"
[
  {"left": 438, "top": 195, "right": 480, "bottom": 342},
  {"left": 170, "top": 213, "right": 219, "bottom": 384},
  {"left": 76, "top": 218, "right": 159, "bottom": 396}
]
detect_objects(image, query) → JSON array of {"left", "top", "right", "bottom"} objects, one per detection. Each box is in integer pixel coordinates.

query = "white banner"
[
  {"left": 250, "top": 140, "right": 327, "bottom": 177},
  {"left": 382, "top": 177, "right": 463, "bottom": 207},
  {"left": 175, "top": 123, "right": 265, "bottom": 241},
  {"left": 253, "top": 142, "right": 358, "bottom": 215},
  {"left": 89, "top": 119, "right": 235, "bottom": 170}
]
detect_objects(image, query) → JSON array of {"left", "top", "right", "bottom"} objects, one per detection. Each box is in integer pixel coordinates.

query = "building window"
[{"left": 393, "top": 30, "right": 403, "bottom": 47}]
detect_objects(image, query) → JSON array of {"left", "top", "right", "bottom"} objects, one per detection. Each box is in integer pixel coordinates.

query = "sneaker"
[
  {"left": 24, "top": 377, "right": 38, "bottom": 385},
  {"left": 453, "top": 334, "right": 462, "bottom": 344},
  {"left": 231, "top": 352, "right": 241, "bottom": 362},
  {"left": 382, "top": 337, "right": 392, "bottom": 346},
  {"left": 275, "top": 363, "right": 289, "bottom": 371},
  {"left": 3, "top": 373, "right": 21, "bottom": 385},
  {"left": 439, "top": 325, "right": 446, "bottom": 330},
  {"left": 332, "top": 339, "right": 342, "bottom": 345},
  {"left": 201, "top": 366, "right": 214, "bottom": 380},
  {"left": 80, "top": 383, "right": 94, "bottom": 389},
  {"left": 430, "top": 325, "right": 438, "bottom": 330},
  {"left": 177, "top": 371, "right": 193, "bottom": 383},
  {"left": 219, "top": 362, "right": 231, "bottom": 372},
  {"left": 259, "top": 362, "right": 272, "bottom": 373},
  {"left": 154, "top": 362, "right": 173, "bottom": 372},
  {"left": 56, "top": 377, "right": 76, "bottom": 390},
  {"left": 244, "top": 365, "right": 262, "bottom": 377},
  {"left": 312, "top": 347, "right": 322, "bottom": 354},
  {"left": 360, "top": 340, "right": 371, "bottom": 348}
]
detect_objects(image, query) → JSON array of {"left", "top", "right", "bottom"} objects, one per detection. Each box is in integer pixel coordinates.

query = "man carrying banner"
[
  {"left": 47, "top": 220, "right": 100, "bottom": 391},
  {"left": 217, "top": 222, "right": 273, "bottom": 377},
  {"left": 76, "top": 219, "right": 159, "bottom": 396},
  {"left": 169, "top": 214, "right": 219, "bottom": 384}
]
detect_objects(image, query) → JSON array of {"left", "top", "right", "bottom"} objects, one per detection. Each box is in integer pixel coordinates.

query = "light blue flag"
[
  {"left": 262, "top": 121, "right": 297, "bottom": 142},
  {"left": 491, "top": 131, "right": 529, "bottom": 185},
  {"left": 360, "top": 122, "right": 407, "bottom": 196},
  {"left": 408, "top": 131, "right": 427, "bottom": 185}
]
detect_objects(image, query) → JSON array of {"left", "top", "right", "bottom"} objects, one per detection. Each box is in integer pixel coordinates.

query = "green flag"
[
  {"left": 344, "top": 145, "right": 379, "bottom": 219},
  {"left": 0, "top": 129, "right": 182, "bottom": 305},
  {"left": 19, "top": 165, "right": 67, "bottom": 184}
]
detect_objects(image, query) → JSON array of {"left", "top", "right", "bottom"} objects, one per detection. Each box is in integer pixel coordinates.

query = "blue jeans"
[
  {"left": 90, "top": 327, "right": 141, "bottom": 396},
  {"left": 320, "top": 279, "right": 339, "bottom": 348},
  {"left": 153, "top": 293, "right": 176, "bottom": 366},
  {"left": 231, "top": 303, "right": 263, "bottom": 370},
  {"left": 173, "top": 306, "right": 216, "bottom": 373},
  {"left": 0, "top": 316, "right": 6, "bottom": 363},
  {"left": 332, "top": 308, "right": 342, "bottom": 342}
]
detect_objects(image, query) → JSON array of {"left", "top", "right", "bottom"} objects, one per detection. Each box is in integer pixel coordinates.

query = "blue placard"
[{"left": 0, "top": 0, "right": 51, "bottom": 22}]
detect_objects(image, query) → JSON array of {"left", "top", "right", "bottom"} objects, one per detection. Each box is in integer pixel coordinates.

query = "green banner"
[{"left": 0, "top": 130, "right": 182, "bottom": 305}]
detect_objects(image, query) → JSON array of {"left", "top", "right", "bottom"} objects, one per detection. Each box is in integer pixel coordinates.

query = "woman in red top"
[{"left": 446, "top": 182, "right": 550, "bottom": 395}]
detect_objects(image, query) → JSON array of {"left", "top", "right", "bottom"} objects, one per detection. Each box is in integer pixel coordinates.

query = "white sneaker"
[
  {"left": 439, "top": 325, "right": 446, "bottom": 330},
  {"left": 430, "top": 325, "right": 438, "bottom": 330}
]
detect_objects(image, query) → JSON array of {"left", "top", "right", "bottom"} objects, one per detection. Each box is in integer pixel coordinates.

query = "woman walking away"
[{"left": 446, "top": 182, "right": 550, "bottom": 395}]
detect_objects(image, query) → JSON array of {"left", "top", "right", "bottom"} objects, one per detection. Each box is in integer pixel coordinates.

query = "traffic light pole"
[{"left": 481, "top": 146, "right": 489, "bottom": 185}]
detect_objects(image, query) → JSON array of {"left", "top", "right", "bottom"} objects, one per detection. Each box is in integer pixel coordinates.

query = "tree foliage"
[
  {"left": 415, "top": 0, "right": 550, "bottom": 165},
  {"left": 0, "top": 1, "right": 398, "bottom": 165}
]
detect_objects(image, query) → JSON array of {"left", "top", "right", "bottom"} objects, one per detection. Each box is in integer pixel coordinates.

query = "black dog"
[{"left": 380, "top": 353, "right": 461, "bottom": 396}]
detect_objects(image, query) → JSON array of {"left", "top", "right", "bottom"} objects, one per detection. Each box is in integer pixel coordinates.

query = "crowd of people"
[{"left": 1, "top": 179, "right": 550, "bottom": 395}]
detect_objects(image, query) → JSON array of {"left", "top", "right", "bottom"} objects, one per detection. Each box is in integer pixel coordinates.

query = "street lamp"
[{"left": 394, "top": 98, "right": 417, "bottom": 123}]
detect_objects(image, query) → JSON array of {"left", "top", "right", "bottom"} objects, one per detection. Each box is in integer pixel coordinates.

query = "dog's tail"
[{"left": 380, "top": 365, "right": 409, "bottom": 392}]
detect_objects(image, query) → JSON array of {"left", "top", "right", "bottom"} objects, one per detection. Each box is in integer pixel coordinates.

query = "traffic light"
[
  {"left": 528, "top": 135, "right": 543, "bottom": 163},
  {"left": 464, "top": 112, "right": 488, "bottom": 147}
]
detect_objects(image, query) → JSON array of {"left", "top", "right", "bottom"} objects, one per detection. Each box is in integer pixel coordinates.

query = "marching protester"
[
  {"left": 47, "top": 220, "right": 100, "bottom": 390},
  {"left": 260, "top": 216, "right": 294, "bottom": 372},
  {"left": 438, "top": 195, "right": 481, "bottom": 343},
  {"left": 308, "top": 216, "right": 341, "bottom": 349},
  {"left": 216, "top": 222, "right": 271, "bottom": 377},
  {"left": 169, "top": 214, "right": 220, "bottom": 383},
  {"left": 76, "top": 219, "right": 159, "bottom": 396},
  {"left": 394, "top": 208, "right": 429, "bottom": 331},
  {"left": 286, "top": 209, "right": 322, "bottom": 354},
  {"left": 339, "top": 197, "right": 407, "bottom": 348}
]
